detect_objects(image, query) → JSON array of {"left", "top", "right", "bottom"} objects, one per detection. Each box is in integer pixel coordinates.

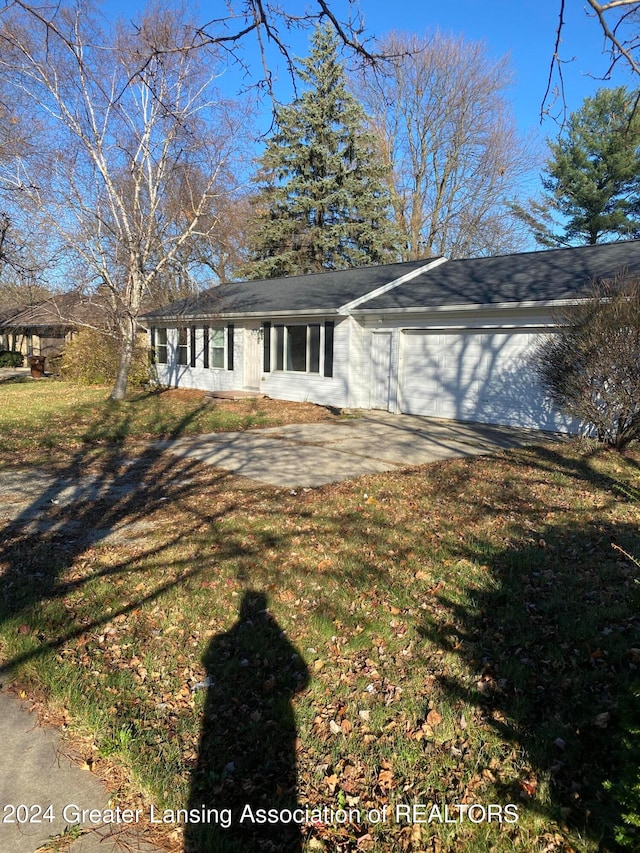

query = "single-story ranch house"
[{"left": 142, "top": 239, "right": 640, "bottom": 434}]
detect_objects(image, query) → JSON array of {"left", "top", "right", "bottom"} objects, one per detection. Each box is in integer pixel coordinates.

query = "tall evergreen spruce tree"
[{"left": 243, "top": 25, "right": 400, "bottom": 279}]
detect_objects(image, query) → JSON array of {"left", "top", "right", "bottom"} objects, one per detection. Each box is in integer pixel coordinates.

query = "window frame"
[
  {"left": 177, "top": 327, "right": 188, "bottom": 366},
  {"left": 273, "top": 323, "right": 323, "bottom": 375},
  {"left": 155, "top": 328, "right": 168, "bottom": 365},
  {"left": 209, "top": 325, "right": 226, "bottom": 370}
]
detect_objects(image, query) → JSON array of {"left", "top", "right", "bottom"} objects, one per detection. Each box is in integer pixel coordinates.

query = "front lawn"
[
  {"left": 0, "top": 381, "right": 638, "bottom": 852},
  {"left": 0, "top": 378, "right": 338, "bottom": 463}
]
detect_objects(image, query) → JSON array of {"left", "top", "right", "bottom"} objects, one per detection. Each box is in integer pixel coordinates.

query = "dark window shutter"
[
  {"left": 263, "top": 322, "right": 271, "bottom": 372},
  {"left": 190, "top": 327, "right": 196, "bottom": 368},
  {"left": 203, "top": 326, "right": 209, "bottom": 369},
  {"left": 324, "top": 321, "right": 334, "bottom": 377},
  {"left": 227, "top": 324, "right": 234, "bottom": 371},
  {"left": 150, "top": 327, "right": 156, "bottom": 348}
]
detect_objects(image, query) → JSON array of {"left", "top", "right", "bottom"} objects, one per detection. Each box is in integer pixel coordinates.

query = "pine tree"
[
  {"left": 536, "top": 87, "right": 640, "bottom": 246},
  {"left": 243, "top": 25, "right": 400, "bottom": 279}
]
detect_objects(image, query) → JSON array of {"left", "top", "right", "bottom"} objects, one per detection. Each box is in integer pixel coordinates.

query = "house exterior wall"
[
  {"left": 150, "top": 317, "right": 352, "bottom": 408},
  {"left": 148, "top": 306, "right": 581, "bottom": 433},
  {"left": 1, "top": 330, "right": 38, "bottom": 356},
  {"left": 260, "top": 316, "right": 350, "bottom": 407},
  {"left": 152, "top": 326, "right": 243, "bottom": 391}
]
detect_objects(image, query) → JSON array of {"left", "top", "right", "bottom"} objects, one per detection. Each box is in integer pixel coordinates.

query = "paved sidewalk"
[
  {"left": 0, "top": 366, "right": 31, "bottom": 382},
  {"left": 0, "top": 688, "right": 163, "bottom": 853}
]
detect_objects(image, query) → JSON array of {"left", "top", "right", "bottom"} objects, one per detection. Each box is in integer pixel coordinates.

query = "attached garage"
[{"left": 397, "top": 327, "right": 559, "bottom": 431}]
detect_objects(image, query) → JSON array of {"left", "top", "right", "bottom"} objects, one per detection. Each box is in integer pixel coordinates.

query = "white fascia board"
[
  {"left": 400, "top": 322, "right": 558, "bottom": 332},
  {"left": 143, "top": 308, "right": 336, "bottom": 324},
  {"left": 336, "top": 256, "right": 448, "bottom": 315},
  {"left": 352, "top": 296, "right": 591, "bottom": 316}
]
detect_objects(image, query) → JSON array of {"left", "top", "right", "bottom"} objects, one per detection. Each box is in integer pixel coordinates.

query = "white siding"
[
  {"left": 151, "top": 305, "right": 581, "bottom": 434},
  {"left": 358, "top": 307, "right": 579, "bottom": 433},
  {"left": 261, "top": 317, "right": 350, "bottom": 408},
  {"left": 152, "top": 326, "right": 243, "bottom": 391}
]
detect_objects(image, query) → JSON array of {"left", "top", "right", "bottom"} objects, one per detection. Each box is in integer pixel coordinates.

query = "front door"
[{"left": 243, "top": 324, "right": 262, "bottom": 390}]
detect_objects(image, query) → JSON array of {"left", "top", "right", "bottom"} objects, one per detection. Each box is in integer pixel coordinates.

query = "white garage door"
[{"left": 399, "top": 328, "right": 558, "bottom": 430}]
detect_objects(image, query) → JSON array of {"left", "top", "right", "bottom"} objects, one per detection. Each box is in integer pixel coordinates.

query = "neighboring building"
[
  {"left": 0, "top": 292, "right": 115, "bottom": 359},
  {"left": 142, "top": 240, "right": 640, "bottom": 433}
]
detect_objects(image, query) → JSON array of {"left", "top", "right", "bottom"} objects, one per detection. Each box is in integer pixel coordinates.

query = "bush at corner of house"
[
  {"left": 534, "top": 277, "right": 640, "bottom": 450},
  {"left": 0, "top": 350, "right": 25, "bottom": 367},
  {"left": 60, "top": 327, "right": 150, "bottom": 386}
]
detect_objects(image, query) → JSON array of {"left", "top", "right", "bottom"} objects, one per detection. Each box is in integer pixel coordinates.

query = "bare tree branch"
[
  {"left": 0, "top": 1, "right": 252, "bottom": 398},
  {"left": 585, "top": 0, "right": 640, "bottom": 76},
  {"left": 545, "top": 0, "right": 639, "bottom": 121}
]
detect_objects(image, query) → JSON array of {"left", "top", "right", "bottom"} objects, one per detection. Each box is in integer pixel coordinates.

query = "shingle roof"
[
  {"left": 0, "top": 292, "right": 114, "bottom": 330},
  {"left": 358, "top": 240, "right": 640, "bottom": 312},
  {"left": 142, "top": 259, "right": 435, "bottom": 320},
  {"left": 141, "top": 239, "right": 640, "bottom": 322}
]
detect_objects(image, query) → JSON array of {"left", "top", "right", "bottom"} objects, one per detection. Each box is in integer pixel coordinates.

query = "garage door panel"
[{"left": 399, "top": 329, "right": 559, "bottom": 430}]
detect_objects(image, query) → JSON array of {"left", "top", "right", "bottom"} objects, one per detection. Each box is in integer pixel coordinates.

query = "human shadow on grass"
[
  {"left": 185, "top": 590, "right": 309, "bottom": 853},
  {"left": 417, "top": 507, "right": 639, "bottom": 850}
]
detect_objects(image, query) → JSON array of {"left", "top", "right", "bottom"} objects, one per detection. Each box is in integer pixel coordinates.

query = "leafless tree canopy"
[
  {"left": 355, "top": 31, "right": 537, "bottom": 261},
  {"left": 0, "top": 0, "right": 385, "bottom": 398},
  {"left": 0, "top": 1, "right": 254, "bottom": 398}
]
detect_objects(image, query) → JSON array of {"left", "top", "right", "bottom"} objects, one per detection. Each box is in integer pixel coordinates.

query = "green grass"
[
  {"left": 0, "top": 382, "right": 639, "bottom": 852},
  {"left": 0, "top": 378, "right": 334, "bottom": 460}
]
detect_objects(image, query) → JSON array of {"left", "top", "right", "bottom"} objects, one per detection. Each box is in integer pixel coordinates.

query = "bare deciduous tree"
[
  {"left": 355, "top": 31, "right": 536, "bottom": 260},
  {"left": 0, "top": 0, "right": 381, "bottom": 399},
  {"left": 0, "top": 2, "right": 252, "bottom": 399}
]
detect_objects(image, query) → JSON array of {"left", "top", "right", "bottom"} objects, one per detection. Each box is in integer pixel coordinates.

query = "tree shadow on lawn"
[
  {"left": 0, "top": 397, "right": 292, "bottom": 677},
  {"left": 418, "top": 505, "right": 639, "bottom": 850}
]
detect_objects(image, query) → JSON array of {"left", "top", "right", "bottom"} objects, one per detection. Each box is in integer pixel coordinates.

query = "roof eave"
[
  {"left": 140, "top": 307, "right": 341, "bottom": 323},
  {"left": 351, "top": 296, "right": 592, "bottom": 315}
]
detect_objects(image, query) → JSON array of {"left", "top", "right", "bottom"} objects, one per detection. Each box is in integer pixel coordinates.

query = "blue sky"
[
  {"left": 101, "top": 0, "right": 635, "bottom": 226},
  {"left": 104, "top": 0, "right": 636, "bottom": 141},
  {"left": 351, "top": 0, "right": 633, "bottom": 133}
]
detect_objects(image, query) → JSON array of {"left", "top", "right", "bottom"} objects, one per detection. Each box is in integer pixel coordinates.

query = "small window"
[
  {"left": 210, "top": 327, "right": 225, "bottom": 369},
  {"left": 156, "top": 328, "right": 168, "bottom": 364},
  {"left": 177, "top": 328, "right": 188, "bottom": 366}
]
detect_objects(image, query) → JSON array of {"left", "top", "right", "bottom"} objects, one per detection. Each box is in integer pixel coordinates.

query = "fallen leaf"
[
  {"left": 426, "top": 709, "right": 443, "bottom": 727},
  {"left": 378, "top": 768, "right": 394, "bottom": 789},
  {"left": 324, "top": 774, "right": 339, "bottom": 793},
  {"left": 519, "top": 777, "right": 538, "bottom": 798}
]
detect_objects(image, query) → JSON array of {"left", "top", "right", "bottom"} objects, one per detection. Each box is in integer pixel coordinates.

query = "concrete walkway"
[
  {"left": 0, "top": 366, "right": 32, "bottom": 382},
  {"left": 160, "top": 410, "right": 553, "bottom": 487},
  {"left": 0, "top": 689, "right": 163, "bottom": 853}
]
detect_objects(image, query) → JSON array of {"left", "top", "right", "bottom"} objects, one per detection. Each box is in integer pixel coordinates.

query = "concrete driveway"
[{"left": 161, "top": 411, "right": 553, "bottom": 488}]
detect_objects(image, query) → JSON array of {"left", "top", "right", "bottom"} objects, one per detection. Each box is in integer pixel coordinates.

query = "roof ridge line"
[{"left": 336, "top": 256, "right": 448, "bottom": 315}]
